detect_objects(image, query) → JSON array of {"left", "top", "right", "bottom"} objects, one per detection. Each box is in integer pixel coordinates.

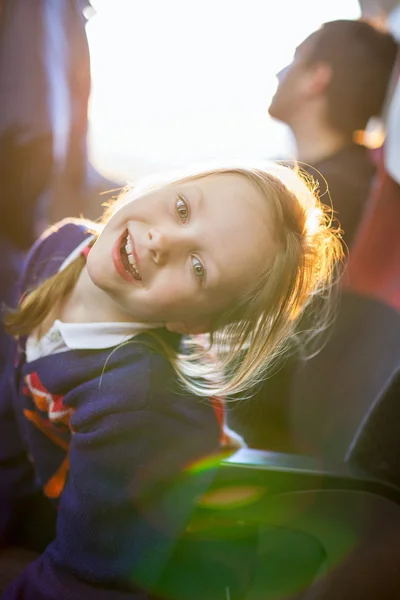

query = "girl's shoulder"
[
  {"left": 30, "top": 217, "right": 97, "bottom": 263},
  {"left": 20, "top": 218, "right": 97, "bottom": 294}
]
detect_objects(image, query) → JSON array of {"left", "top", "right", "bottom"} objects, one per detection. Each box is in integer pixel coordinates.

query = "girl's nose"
[{"left": 147, "top": 228, "right": 173, "bottom": 266}]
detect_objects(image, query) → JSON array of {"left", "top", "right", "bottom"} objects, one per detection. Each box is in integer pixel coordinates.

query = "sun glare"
[{"left": 87, "top": 0, "right": 361, "bottom": 182}]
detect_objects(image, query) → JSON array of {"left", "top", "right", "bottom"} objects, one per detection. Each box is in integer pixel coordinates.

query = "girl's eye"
[
  {"left": 175, "top": 195, "right": 190, "bottom": 223},
  {"left": 191, "top": 256, "right": 205, "bottom": 280}
]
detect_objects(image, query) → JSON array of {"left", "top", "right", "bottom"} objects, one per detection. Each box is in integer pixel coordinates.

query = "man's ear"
[
  {"left": 165, "top": 319, "right": 212, "bottom": 335},
  {"left": 308, "top": 62, "right": 333, "bottom": 96}
]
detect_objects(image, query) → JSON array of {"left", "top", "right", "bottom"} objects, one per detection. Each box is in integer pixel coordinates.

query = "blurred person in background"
[
  {"left": 0, "top": 0, "right": 101, "bottom": 369},
  {"left": 345, "top": 0, "right": 400, "bottom": 475},
  {"left": 228, "top": 18, "right": 398, "bottom": 452},
  {"left": 268, "top": 19, "right": 397, "bottom": 249},
  {"left": 285, "top": 5, "right": 400, "bottom": 594},
  {"left": 0, "top": 0, "right": 93, "bottom": 249}
]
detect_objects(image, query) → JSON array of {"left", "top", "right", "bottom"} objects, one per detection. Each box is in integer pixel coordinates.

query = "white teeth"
[{"left": 123, "top": 232, "right": 140, "bottom": 278}]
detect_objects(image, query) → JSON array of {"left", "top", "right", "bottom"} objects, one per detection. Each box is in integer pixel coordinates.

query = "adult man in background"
[
  {"left": 293, "top": 6, "right": 400, "bottom": 597},
  {"left": 346, "top": 0, "right": 400, "bottom": 472},
  {"left": 269, "top": 19, "right": 397, "bottom": 248},
  {"left": 228, "top": 18, "right": 398, "bottom": 454}
]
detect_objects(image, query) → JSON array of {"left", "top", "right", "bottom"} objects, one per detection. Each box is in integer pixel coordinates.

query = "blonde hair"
[{"left": 6, "top": 161, "right": 343, "bottom": 398}]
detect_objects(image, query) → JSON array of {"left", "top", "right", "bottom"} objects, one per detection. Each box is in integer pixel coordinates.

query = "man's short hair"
[{"left": 306, "top": 20, "right": 398, "bottom": 135}]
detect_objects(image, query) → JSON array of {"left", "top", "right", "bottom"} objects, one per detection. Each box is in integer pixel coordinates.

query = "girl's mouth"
[
  {"left": 113, "top": 230, "right": 142, "bottom": 283},
  {"left": 120, "top": 231, "right": 142, "bottom": 280}
]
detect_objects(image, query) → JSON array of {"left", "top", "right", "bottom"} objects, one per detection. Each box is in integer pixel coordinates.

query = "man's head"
[{"left": 269, "top": 20, "right": 398, "bottom": 137}]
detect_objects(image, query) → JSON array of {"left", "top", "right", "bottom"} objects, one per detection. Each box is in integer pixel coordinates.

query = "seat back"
[
  {"left": 347, "top": 371, "right": 400, "bottom": 483},
  {"left": 290, "top": 292, "right": 400, "bottom": 460},
  {"left": 227, "top": 291, "right": 400, "bottom": 459}
]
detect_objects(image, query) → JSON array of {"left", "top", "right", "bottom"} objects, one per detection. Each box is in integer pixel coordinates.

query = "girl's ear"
[{"left": 165, "top": 319, "right": 212, "bottom": 335}]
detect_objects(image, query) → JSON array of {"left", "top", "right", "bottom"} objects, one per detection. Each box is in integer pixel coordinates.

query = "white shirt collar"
[{"left": 55, "top": 319, "right": 160, "bottom": 350}]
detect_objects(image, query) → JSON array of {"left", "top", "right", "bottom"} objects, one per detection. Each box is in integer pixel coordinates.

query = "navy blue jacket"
[{"left": 0, "top": 221, "right": 221, "bottom": 599}]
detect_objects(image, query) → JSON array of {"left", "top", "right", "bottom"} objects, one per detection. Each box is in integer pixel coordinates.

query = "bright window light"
[{"left": 87, "top": 0, "right": 361, "bottom": 181}]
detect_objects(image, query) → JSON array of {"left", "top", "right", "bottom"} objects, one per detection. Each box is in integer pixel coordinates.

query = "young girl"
[{"left": 0, "top": 161, "right": 341, "bottom": 599}]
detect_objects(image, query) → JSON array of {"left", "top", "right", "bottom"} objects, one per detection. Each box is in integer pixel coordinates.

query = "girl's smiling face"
[{"left": 86, "top": 173, "right": 275, "bottom": 333}]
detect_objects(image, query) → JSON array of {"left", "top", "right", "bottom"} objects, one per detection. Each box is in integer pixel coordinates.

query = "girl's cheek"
[
  {"left": 155, "top": 279, "right": 188, "bottom": 313},
  {"left": 163, "top": 281, "right": 180, "bottom": 298}
]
